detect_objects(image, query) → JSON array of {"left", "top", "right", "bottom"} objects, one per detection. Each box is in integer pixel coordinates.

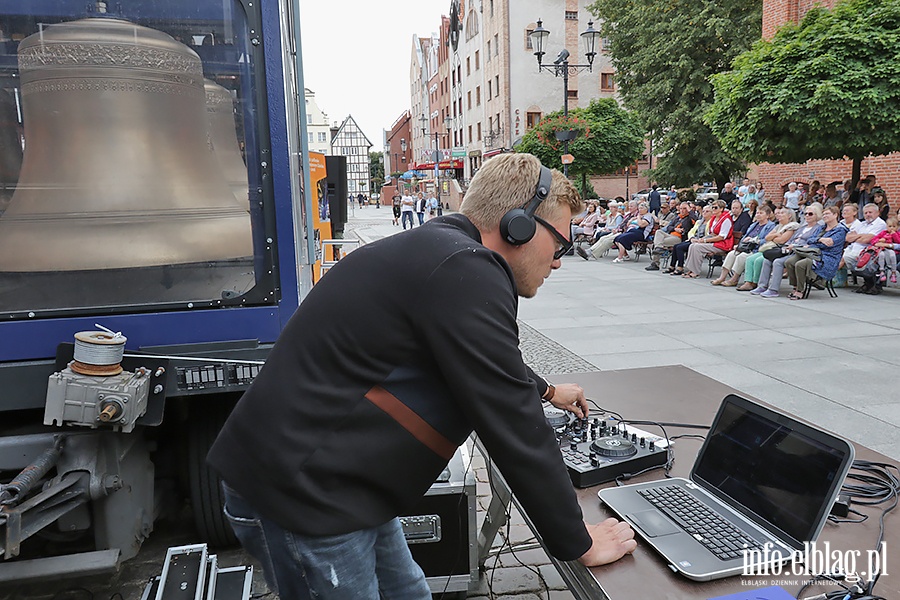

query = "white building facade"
[
  {"left": 330, "top": 115, "right": 373, "bottom": 195},
  {"left": 413, "top": 0, "right": 627, "bottom": 189},
  {"left": 304, "top": 89, "right": 331, "bottom": 155}
]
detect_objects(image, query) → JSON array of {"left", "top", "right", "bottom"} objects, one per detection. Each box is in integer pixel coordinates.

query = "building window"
[
  {"left": 318, "top": 132, "right": 327, "bottom": 142},
  {"left": 567, "top": 89, "right": 578, "bottom": 99},
  {"left": 308, "top": 132, "right": 313, "bottom": 143},
  {"left": 467, "top": 56, "right": 471, "bottom": 75},
  {"left": 476, "top": 86, "right": 481, "bottom": 105},
  {"left": 565, "top": 11, "right": 578, "bottom": 20},
  {"left": 601, "top": 73, "right": 615, "bottom": 91},
  {"left": 494, "top": 34, "right": 499, "bottom": 56},
  {"left": 490, "top": 0, "right": 494, "bottom": 16},
  {"left": 467, "top": 91, "right": 472, "bottom": 109},
  {"left": 466, "top": 10, "right": 479, "bottom": 40},
  {"left": 477, "top": 122, "right": 482, "bottom": 141},
  {"left": 487, "top": 80, "right": 492, "bottom": 100},
  {"left": 526, "top": 111, "right": 541, "bottom": 129},
  {"left": 495, "top": 75, "right": 499, "bottom": 94},
  {"left": 475, "top": 50, "right": 480, "bottom": 70},
  {"left": 496, "top": 112, "right": 501, "bottom": 131},
  {"left": 468, "top": 125, "right": 472, "bottom": 143},
  {"left": 602, "top": 37, "right": 611, "bottom": 52},
  {"left": 486, "top": 41, "right": 491, "bottom": 61},
  {"left": 526, "top": 29, "right": 533, "bottom": 50}
]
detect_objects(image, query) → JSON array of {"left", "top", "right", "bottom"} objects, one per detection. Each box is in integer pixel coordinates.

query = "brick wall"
[{"left": 759, "top": 0, "right": 897, "bottom": 210}]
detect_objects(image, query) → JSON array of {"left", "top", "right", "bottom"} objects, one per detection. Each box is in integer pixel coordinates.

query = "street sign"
[{"left": 561, "top": 154, "right": 575, "bottom": 165}]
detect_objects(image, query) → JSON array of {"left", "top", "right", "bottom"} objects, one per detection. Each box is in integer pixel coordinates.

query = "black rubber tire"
[{"left": 187, "top": 398, "right": 238, "bottom": 548}]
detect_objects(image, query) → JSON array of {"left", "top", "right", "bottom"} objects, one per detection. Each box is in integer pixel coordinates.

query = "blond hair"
[{"left": 460, "top": 153, "right": 582, "bottom": 230}]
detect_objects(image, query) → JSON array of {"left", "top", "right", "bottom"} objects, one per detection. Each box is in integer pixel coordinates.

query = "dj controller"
[{"left": 545, "top": 406, "right": 670, "bottom": 488}]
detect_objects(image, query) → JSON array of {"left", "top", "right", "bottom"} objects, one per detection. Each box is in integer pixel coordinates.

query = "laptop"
[{"left": 597, "top": 394, "right": 854, "bottom": 581}]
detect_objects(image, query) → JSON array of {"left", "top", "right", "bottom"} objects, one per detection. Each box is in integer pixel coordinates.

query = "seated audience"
[
  {"left": 730, "top": 199, "right": 752, "bottom": 236},
  {"left": 746, "top": 198, "right": 759, "bottom": 221},
  {"left": 871, "top": 188, "right": 891, "bottom": 221},
  {"left": 823, "top": 183, "right": 842, "bottom": 208},
  {"left": 711, "top": 205, "right": 775, "bottom": 286},
  {"left": 612, "top": 202, "right": 656, "bottom": 262},
  {"left": 738, "top": 208, "right": 800, "bottom": 291},
  {"left": 784, "top": 205, "right": 848, "bottom": 299},
  {"left": 578, "top": 200, "right": 638, "bottom": 259},
  {"left": 743, "top": 185, "right": 758, "bottom": 207},
  {"left": 571, "top": 201, "right": 601, "bottom": 240},
  {"left": 645, "top": 202, "right": 695, "bottom": 271},
  {"left": 841, "top": 203, "right": 887, "bottom": 269},
  {"left": 751, "top": 204, "right": 824, "bottom": 298},
  {"left": 682, "top": 199, "right": 734, "bottom": 278},
  {"left": 870, "top": 216, "right": 900, "bottom": 285},
  {"left": 667, "top": 205, "right": 713, "bottom": 275},
  {"left": 656, "top": 198, "right": 677, "bottom": 226}
]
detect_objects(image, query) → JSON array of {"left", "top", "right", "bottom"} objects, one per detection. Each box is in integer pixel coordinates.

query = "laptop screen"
[{"left": 692, "top": 395, "right": 852, "bottom": 547}]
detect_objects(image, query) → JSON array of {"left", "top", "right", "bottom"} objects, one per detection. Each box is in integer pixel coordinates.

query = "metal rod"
[{"left": 562, "top": 59, "right": 569, "bottom": 177}]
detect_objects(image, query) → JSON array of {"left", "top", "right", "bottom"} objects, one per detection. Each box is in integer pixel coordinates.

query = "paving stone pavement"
[{"left": 5, "top": 205, "right": 898, "bottom": 599}]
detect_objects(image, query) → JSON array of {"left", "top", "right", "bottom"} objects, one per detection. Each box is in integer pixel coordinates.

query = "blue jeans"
[
  {"left": 401, "top": 212, "right": 414, "bottom": 229},
  {"left": 416, "top": 212, "right": 425, "bottom": 225},
  {"left": 222, "top": 483, "right": 430, "bottom": 599}
]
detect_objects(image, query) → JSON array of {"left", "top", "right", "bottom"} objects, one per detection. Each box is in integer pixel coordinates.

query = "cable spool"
[{"left": 71, "top": 330, "right": 127, "bottom": 376}]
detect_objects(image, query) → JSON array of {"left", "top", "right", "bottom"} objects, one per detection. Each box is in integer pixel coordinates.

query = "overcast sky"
[{"left": 298, "top": 1, "right": 451, "bottom": 152}]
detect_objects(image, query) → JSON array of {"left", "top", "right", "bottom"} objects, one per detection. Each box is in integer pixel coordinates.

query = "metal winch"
[{"left": 44, "top": 329, "right": 153, "bottom": 433}]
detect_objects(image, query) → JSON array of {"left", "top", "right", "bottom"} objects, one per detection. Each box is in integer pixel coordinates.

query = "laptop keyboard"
[{"left": 638, "top": 485, "right": 762, "bottom": 561}]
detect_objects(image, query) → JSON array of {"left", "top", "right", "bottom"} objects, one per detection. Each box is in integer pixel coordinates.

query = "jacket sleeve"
[
  {"left": 526, "top": 365, "right": 550, "bottom": 399},
  {"left": 417, "top": 248, "right": 592, "bottom": 561}
]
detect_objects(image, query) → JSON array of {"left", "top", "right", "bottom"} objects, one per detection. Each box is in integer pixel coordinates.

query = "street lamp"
[
  {"left": 529, "top": 19, "right": 602, "bottom": 176},
  {"left": 419, "top": 114, "right": 452, "bottom": 198}
]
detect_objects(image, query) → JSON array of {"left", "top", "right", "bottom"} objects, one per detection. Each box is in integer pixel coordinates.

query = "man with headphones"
[{"left": 209, "top": 153, "right": 637, "bottom": 599}]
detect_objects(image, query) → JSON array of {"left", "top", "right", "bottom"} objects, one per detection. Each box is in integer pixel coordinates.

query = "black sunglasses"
[{"left": 534, "top": 215, "right": 573, "bottom": 259}]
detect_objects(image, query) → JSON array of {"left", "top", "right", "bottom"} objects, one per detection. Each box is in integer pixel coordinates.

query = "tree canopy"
[
  {"left": 514, "top": 98, "right": 644, "bottom": 196},
  {"left": 588, "top": 0, "right": 761, "bottom": 188},
  {"left": 706, "top": 0, "right": 900, "bottom": 183}
]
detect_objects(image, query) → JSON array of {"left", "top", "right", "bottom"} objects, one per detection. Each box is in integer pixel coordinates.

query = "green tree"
[
  {"left": 706, "top": 0, "right": 900, "bottom": 186},
  {"left": 515, "top": 98, "right": 644, "bottom": 197},
  {"left": 588, "top": 0, "right": 761, "bottom": 188},
  {"left": 369, "top": 151, "right": 384, "bottom": 195}
]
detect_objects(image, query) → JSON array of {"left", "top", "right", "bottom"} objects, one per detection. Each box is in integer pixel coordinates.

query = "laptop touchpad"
[{"left": 628, "top": 510, "right": 681, "bottom": 538}]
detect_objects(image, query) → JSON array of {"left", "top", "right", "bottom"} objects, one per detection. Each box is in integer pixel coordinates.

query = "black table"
[{"left": 477, "top": 366, "right": 897, "bottom": 600}]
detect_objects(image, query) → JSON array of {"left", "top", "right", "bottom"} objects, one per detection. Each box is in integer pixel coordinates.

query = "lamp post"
[
  {"left": 529, "top": 19, "right": 601, "bottom": 177},
  {"left": 420, "top": 114, "right": 452, "bottom": 198}
]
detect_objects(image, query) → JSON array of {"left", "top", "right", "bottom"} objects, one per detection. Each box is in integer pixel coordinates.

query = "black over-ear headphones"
[{"left": 499, "top": 165, "right": 553, "bottom": 245}]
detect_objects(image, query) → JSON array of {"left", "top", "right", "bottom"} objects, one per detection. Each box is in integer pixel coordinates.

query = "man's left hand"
[{"left": 548, "top": 383, "right": 588, "bottom": 418}]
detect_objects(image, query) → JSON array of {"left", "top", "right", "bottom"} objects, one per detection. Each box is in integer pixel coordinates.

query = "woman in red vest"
[{"left": 682, "top": 199, "right": 734, "bottom": 278}]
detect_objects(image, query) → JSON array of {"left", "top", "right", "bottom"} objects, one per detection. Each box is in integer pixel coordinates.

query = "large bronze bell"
[
  {"left": 205, "top": 80, "right": 249, "bottom": 206},
  {"left": 0, "top": 18, "right": 252, "bottom": 272}
]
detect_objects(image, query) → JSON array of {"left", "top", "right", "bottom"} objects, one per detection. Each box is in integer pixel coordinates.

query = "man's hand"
[
  {"left": 548, "top": 383, "right": 588, "bottom": 418},
  {"left": 578, "top": 518, "right": 638, "bottom": 567}
]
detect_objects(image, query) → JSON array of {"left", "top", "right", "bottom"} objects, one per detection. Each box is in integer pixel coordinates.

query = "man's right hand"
[{"left": 577, "top": 518, "right": 637, "bottom": 567}]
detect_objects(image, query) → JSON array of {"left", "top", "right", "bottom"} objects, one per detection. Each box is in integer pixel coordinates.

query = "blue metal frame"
[{"left": 0, "top": 0, "right": 303, "bottom": 363}]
